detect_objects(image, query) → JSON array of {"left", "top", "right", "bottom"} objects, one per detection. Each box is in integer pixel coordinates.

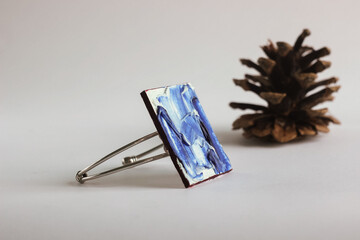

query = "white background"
[{"left": 1, "top": 0, "right": 359, "bottom": 239}]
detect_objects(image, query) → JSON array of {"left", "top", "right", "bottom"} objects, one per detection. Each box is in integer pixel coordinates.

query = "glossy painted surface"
[{"left": 143, "top": 83, "right": 232, "bottom": 186}]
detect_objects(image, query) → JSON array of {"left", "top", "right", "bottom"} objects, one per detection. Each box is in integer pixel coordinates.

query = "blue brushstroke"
[{"left": 155, "top": 84, "right": 232, "bottom": 182}]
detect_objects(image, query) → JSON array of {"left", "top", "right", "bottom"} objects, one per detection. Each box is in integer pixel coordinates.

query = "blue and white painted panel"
[{"left": 144, "top": 83, "right": 232, "bottom": 186}]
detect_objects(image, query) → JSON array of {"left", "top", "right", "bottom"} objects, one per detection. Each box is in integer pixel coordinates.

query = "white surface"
[{"left": 1, "top": 1, "right": 360, "bottom": 239}]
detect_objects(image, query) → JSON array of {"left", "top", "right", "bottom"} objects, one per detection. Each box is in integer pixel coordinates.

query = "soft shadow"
[
  {"left": 67, "top": 167, "right": 184, "bottom": 189},
  {"left": 215, "top": 128, "right": 322, "bottom": 148}
]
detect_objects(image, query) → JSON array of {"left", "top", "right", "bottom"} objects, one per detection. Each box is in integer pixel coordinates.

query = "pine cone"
[{"left": 230, "top": 29, "right": 340, "bottom": 143}]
